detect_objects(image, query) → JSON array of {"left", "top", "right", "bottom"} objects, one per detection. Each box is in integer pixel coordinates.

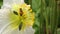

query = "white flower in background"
[{"left": 0, "top": 0, "right": 35, "bottom": 34}]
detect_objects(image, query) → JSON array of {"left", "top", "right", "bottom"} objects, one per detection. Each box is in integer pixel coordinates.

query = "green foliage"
[
  {"left": 0, "top": 0, "right": 3, "bottom": 8},
  {"left": 30, "top": 0, "right": 60, "bottom": 34}
]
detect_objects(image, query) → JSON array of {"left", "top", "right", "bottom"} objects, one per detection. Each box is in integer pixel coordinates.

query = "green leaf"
[{"left": 0, "top": 1, "right": 3, "bottom": 8}]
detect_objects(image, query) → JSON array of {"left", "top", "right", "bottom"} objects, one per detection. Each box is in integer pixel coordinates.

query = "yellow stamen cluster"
[{"left": 9, "top": 3, "right": 35, "bottom": 30}]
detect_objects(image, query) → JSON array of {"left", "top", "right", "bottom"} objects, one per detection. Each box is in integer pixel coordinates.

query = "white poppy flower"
[{"left": 0, "top": 0, "right": 35, "bottom": 34}]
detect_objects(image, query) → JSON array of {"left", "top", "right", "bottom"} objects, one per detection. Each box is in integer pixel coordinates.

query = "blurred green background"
[
  {"left": 0, "top": 0, "right": 3, "bottom": 8},
  {"left": 0, "top": 0, "right": 60, "bottom": 34}
]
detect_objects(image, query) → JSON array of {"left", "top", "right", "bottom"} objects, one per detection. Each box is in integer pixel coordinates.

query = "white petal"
[
  {"left": 0, "top": 19, "right": 19, "bottom": 34},
  {"left": 3, "top": 0, "right": 24, "bottom": 4},
  {"left": 20, "top": 26, "right": 35, "bottom": 34},
  {"left": 9, "top": 29, "right": 19, "bottom": 34},
  {"left": 1, "top": 26, "right": 19, "bottom": 34},
  {"left": 12, "top": 0, "right": 24, "bottom": 4},
  {"left": 0, "top": 7, "right": 21, "bottom": 34},
  {"left": 1, "top": 4, "right": 12, "bottom": 9},
  {"left": 0, "top": 9, "right": 9, "bottom": 29},
  {"left": 0, "top": 8, "right": 19, "bottom": 34},
  {"left": 2, "top": 0, "right": 24, "bottom": 8},
  {"left": 0, "top": 8, "right": 10, "bottom": 34}
]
